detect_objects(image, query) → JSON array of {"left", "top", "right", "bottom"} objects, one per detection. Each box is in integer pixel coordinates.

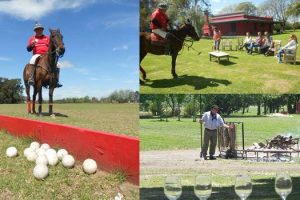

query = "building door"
[{"left": 231, "top": 23, "right": 236, "bottom": 34}]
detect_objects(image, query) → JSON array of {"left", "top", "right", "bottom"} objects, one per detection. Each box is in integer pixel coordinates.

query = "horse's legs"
[
  {"left": 171, "top": 53, "right": 178, "bottom": 78},
  {"left": 140, "top": 50, "right": 147, "bottom": 81},
  {"left": 37, "top": 85, "right": 43, "bottom": 116},
  {"left": 32, "top": 85, "right": 38, "bottom": 114},
  {"left": 25, "top": 83, "right": 31, "bottom": 114},
  {"left": 49, "top": 87, "right": 54, "bottom": 115}
]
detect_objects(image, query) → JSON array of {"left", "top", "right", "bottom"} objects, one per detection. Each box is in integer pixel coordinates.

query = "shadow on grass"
[
  {"left": 145, "top": 74, "right": 232, "bottom": 90},
  {"left": 140, "top": 177, "right": 300, "bottom": 200},
  {"left": 30, "top": 112, "right": 69, "bottom": 118}
]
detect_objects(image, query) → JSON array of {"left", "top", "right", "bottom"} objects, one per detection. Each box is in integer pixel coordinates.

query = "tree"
[
  {"left": 218, "top": 5, "right": 237, "bottom": 14},
  {"left": 235, "top": 2, "right": 258, "bottom": 16},
  {"left": 259, "top": 0, "right": 292, "bottom": 29},
  {"left": 0, "top": 77, "right": 23, "bottom": 104},
  {"left": 287, "top": 0, "right": 300, "bottom": 31}
]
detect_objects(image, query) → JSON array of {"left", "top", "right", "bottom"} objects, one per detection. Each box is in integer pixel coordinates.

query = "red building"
[{"left": 202, "top": 11, "right": 274, "bottom": 36}]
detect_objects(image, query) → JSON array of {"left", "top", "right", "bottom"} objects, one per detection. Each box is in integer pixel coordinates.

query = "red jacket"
[
  {"left": 151, "top": 9, "right": 169, "bottom": 30},
  {"left": 27, "top": 35, "right": 50, "bottom": 55}
]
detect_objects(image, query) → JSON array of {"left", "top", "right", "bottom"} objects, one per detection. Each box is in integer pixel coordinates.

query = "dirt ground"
[{"left": 141, "top": 148, "right": 300, "bottom": 174}]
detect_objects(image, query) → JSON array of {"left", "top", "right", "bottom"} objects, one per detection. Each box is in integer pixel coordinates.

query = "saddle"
[{"left": 150, "top": 33, "right": 167, "bottom": 47}]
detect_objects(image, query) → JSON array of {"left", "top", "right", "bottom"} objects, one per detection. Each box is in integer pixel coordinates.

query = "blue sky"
[
  {"left": 0, "top": 0, "right": 138, "bottom": 99},
  {"left": 210, "top": 0, "right": 265, "bottom": 14}
]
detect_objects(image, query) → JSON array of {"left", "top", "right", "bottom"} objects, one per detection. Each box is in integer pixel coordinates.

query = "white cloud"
[
  {"left": 58, "top": 60, "right": 74, "bottom": 69},
  {"left": 113, "top": 45, "right": 129, "bottom": 51},
  {"left": 0, "top": 56, "right": 12, "bottom": 61},
  {"left": 89, "top": 77, "right": 99, "bottom": 81},
  {"left": 0, "top": 0, "right": 96, "bottom": 20}
]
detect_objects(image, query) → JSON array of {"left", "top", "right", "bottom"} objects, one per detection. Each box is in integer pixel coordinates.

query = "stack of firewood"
[{"left": 247, "top": 135, "right": 299, "bottom": 150}]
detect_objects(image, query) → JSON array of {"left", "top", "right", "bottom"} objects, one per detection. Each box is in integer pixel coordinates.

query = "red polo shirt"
[
  {"left": 27, "top": 35, "right": 50, "bottom": 55},
  {"left": 151, "top": 9, "right": 169, "bottom": 30}
]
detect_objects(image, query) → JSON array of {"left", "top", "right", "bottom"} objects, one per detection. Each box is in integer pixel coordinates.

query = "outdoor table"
[{"left": 208, "top": 51, "right": 229, "bottom": 63}]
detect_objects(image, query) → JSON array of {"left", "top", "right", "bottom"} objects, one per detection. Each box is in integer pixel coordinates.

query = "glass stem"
[
  {"left": 200, "top": 198, "right": 207, "bottom": 200},
  {"left": 281, "top": 197, "right": 286, "bottom": 200}
]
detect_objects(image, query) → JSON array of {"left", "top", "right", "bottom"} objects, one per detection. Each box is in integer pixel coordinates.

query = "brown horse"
[
  {"left": 23, "top": 29, "right": 65, "bottom": 116},
  {"left": 140, "top": 22, "right": 200, "bottom": 84}
]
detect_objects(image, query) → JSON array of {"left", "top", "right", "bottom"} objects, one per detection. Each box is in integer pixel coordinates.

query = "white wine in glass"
[
  {"left": 235, "top": 174, "right": 252, "bottom": 200},
  {"left": 275, "top": 173, "right": 292, "bottom": 200},
  {"left": 194, "top": 175, "right": 212, "bottom": 200},
  {"left": 164, "top": 175, "right": 182, "bottom": 200}
]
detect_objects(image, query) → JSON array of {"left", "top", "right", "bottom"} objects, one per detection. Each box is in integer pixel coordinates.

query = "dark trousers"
[{"left": 201, "top": 128, "right": 218, "bottom": 157}]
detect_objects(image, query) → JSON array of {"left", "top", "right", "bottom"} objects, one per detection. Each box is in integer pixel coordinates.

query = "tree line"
[
  {"left": 140, "top": 94, "right": 300, "bottom": 120},
  {"left": 140, "top": 0, "right": 300, "bottom": 33},
  {"left": 0, "top": 77, "right": 23, "bottom": 103}
]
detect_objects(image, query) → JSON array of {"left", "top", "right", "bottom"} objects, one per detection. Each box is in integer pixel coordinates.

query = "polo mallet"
[{"left": 200, "top": 119, "right": 203, "bottom": 158}]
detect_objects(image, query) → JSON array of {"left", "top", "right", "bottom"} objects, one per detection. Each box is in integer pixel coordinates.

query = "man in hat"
[
  {"left": 199, "top": 105, "right": 232, "bottom": 160},
  {"left": 27, "top": 22, "right": 62, "bottom": 87},
  {"left": 150, "top": 2, "right": 172, "bottom": 55}
]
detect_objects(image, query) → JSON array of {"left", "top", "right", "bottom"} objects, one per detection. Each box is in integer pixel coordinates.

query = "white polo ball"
[
  {"left": 6, "top": 147, "right": 18, "bottom": 157},
  {"left": 36, "top": 148, "right": 46, "bottom": 156},
  {"left": 33, "top": 164, "right": 48, "bottom": 180},
  {"left": 46, "top": 148, "right": 56, "bottom": 157},
  {"left": 57, "top": 149, "right": 68, "bottom": 160},
  {"left": 40, "top": 143, "right": 50, "bottom": 150},
  {"left": 24, "top": 147, "right": 33, "bottom": 157},
  {"left": 30, "top": 141, "right": 40, "bottom": 150},
  {"left": 36, "top": 155, "right": 48, "bottom": 166},
  {"left": 27, "top": 151, "right": 38, "bottom": 161},
  {"left": 82, "top": 159, "right": 97, "bottom": 174},
  {"left": 47, "top": 154, "right": 59, "bottom": 166},
  {"left": 62, "top": 155, "right": 75, "bottom": 168}
]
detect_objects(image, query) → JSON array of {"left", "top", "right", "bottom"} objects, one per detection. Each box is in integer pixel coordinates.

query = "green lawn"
[
  {"left": 0, "top": 103, "right": 138, "bottom": 137},
  {"left": 0, "top": 131, "right": 138, "bottom": 200},
  {"left": 140, "top": 114, "right": 300, "bottom": 151},
  {"left": 140, "top": 30, "right": 300, "bottom": 93}
]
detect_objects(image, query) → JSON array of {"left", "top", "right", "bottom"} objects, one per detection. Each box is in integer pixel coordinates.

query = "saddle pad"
[{"left": 151, "top": 33, "right": 166, "bottom": 43}]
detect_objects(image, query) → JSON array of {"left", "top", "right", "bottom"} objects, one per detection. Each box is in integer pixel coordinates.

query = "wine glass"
[
  {"left": 234, "top": 174, "right": 252, "bottom": 200},
  {"left": 164, "top": 175, "right": 182, "bottom": 200},
  {"left": 275, "top": 173, "right": 292, "bottom": 200},
  {"left": 194, "top": 175, "right": 212, "bottom": 200}
]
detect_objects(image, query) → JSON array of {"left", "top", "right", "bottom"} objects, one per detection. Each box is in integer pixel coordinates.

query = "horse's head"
[
  {"left": 181, "top": 19, "right": 200, "bottom": 41},
  {"left": 49, "top": 29, "right": 65, "bottom": 57}
]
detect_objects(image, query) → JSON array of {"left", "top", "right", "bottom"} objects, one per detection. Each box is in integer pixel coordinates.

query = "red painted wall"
[{"left": 0, "top": 115, "right": 139, "bottom": 185}]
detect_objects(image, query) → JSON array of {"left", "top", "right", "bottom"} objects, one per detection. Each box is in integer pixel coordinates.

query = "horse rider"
[
  {"left": 151, "top": 2, "right": 172, "bottom": 55},
  {"left": 27, "top": 22, "right": 62, "bottom": 88}
]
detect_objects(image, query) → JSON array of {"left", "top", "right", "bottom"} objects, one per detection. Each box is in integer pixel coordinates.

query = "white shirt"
[
  {"left": 244, "top": 36, "right": 252, "bottom": 44},
  {"left": 283, "top": 40, "right": 297, "bottom": 50},
  {"left": 201, "top": 111, "right": 225, "bottom": 130}
]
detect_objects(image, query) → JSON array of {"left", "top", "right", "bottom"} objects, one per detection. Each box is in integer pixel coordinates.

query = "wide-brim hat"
[
  {"left": 158, "top": 3, "right": 168, "bottom": 10},
  {"left": 34, "top": 23, "right": 44, "bottom": 31}
]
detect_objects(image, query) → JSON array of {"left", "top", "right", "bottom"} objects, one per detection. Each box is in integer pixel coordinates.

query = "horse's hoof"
[
  {"left": 50, "top": 114, "right": 56, "bottom": 118},
  {"left": 172, "top": 74, "right": 178, "bottom": 79},
  {"left": 140, "top": 79, "right": 145, "bottom": 85},
  {"left": 142, "top": 75, "right": 147, "bottom": 80}
]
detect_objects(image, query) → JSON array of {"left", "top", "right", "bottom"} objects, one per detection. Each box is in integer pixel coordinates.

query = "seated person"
[
  {"left": 240, "top": 32, "right": 252, "bottom": 51},
  {"left": 276, "top": 34, "right": 298, "bottom": 63},
  {"left": 260, "top": 32, "right": 273, "bottom": 55},
  {"left": 248, "top": 32, "right": 263, "bottom": 54}
]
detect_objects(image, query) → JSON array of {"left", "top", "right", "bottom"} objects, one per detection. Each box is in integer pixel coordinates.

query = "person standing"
[
  {"left": 212, "top": 27, "right": 222, "bottom": 51},
  {"left": 200, "top": 105, "right": 232, "bottom": 160}
]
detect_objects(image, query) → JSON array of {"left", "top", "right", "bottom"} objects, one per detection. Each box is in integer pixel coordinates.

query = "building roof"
[{"left": 210, "top": 12, "right": 274, "bottom": 24}]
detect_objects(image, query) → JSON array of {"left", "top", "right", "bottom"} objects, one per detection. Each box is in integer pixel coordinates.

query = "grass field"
[
  {"left": 140, "top": 114, "right": 300, "bottom": 151},
  {"left": 140, "top": 30, "right": 300, "bottom": 93},
  {"left": 0, "top": 103, "right": 138, "bottom": 137},
  {"left": 0, "top": 131, "right": 138, "bottom": 200}
]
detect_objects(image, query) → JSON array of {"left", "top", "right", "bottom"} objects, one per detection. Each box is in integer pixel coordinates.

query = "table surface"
[{"left": 209, "top": 51, "right": 229, "bottom": 57}]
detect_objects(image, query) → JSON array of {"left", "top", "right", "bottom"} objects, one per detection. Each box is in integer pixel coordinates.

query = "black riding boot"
[
  {"left": 55, "top": 68, "right": 63, "bottom": 88},
  {"left": 164, "top": 33, "right": 172, "bottom": 56},
  {"left": 28, "top": 65, "right": 35, "bottom": 86}
]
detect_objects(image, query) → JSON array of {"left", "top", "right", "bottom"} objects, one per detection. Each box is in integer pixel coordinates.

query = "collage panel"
[
  {"left": 140, "top": 94, "right": 300, "bottom": 199},
  {"left": 0, "top": 1, "right": 139, "bottom": 200},
  {"left": 140, "top": 0, "right": 299, "bottom": 94}
]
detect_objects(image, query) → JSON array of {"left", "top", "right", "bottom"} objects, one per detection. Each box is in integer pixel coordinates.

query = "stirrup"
[{"left": 56, "top": 83, "right": 63, "bottom": 88}]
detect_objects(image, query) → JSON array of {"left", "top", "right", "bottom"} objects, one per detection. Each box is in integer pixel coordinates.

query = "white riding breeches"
[
  {"left": 152, "top": 29, "right": 167, "bottom": 39},
  {"left": 29, "top": 54, "right": 41, "bottom": 65}
]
